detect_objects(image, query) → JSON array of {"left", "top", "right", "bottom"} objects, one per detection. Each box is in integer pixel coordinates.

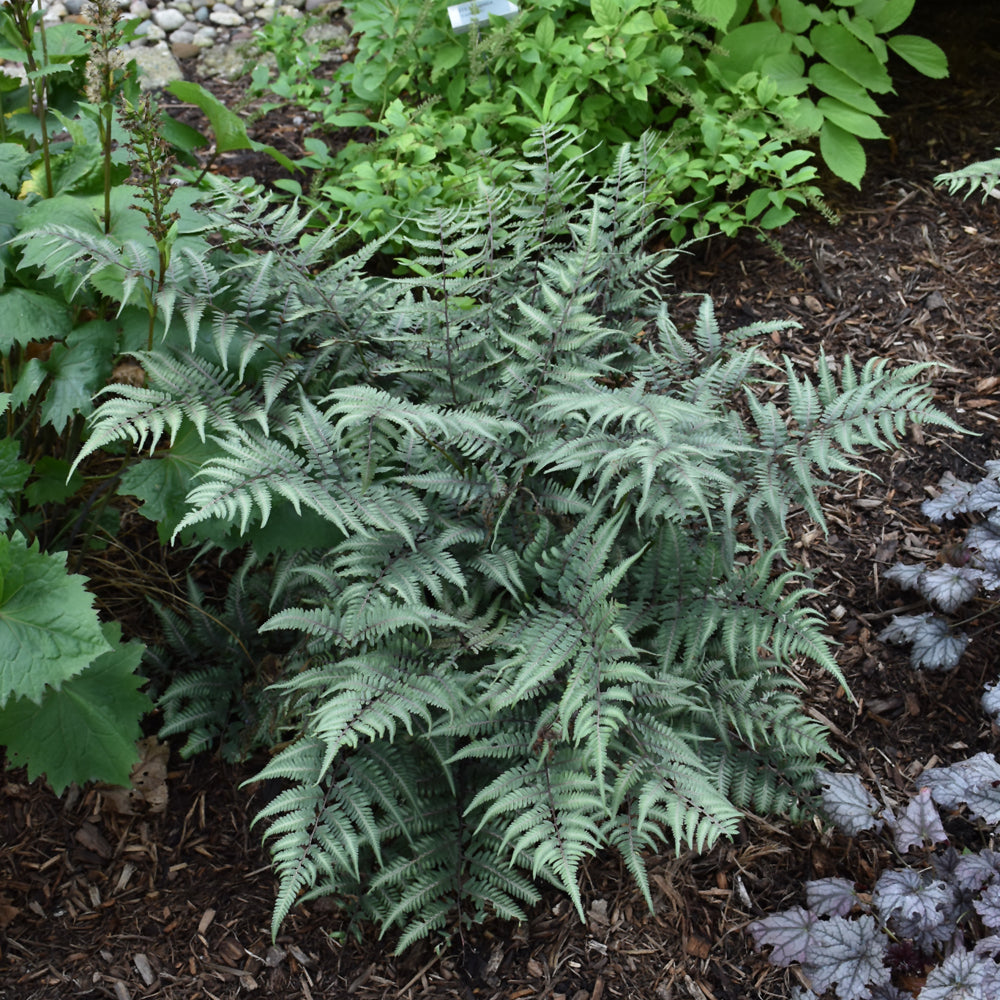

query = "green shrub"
[
  {"left": 250, "top": 0, "right": 947, "bottom": 242},
  {"left": 33, "top": 130, "right": 959, "bottom": 948}
]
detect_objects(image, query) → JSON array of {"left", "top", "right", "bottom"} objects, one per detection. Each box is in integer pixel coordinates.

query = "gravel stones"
[{"left": 33, "top": 0, "right": 348, "bottom": 88}]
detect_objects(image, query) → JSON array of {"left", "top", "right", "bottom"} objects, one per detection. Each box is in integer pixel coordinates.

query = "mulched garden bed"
[{"left": 4, "top": 2, "right": 1000, "bottom": 997}]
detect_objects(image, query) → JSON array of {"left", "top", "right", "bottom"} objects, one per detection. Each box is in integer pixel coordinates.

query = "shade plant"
[
  {"left": 17, "top": 123, "right": 958, "bottom": 949},
  {"left": 248, "top": 0, "right": 947, "bottom": 243}
]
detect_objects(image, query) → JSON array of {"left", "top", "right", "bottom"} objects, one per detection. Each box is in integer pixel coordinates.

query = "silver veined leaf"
[
  {"left": 747, "top": 905, "right": 816, "bottom": 967},
  {"left": 954, "top": 851, "right": 1000, "bottom": 893},
  {"left": 969, "top": 474, "right": 1000, "bottom": 515},
  {"left": 889, "top": 787, "right": 947, "bottom": 854},
  {"left": 984, "top": 682, "right": 1000, "bottom": 726},
  {"left": 883, "top": 562, "right": 924, "bottom": 591},
  {"left": 806, "top": 877, "right": 860, "bottom": 918},
  {"left": 818, "top": 770, "right": 883, "bottom": 835},
  {"left": 967, "top": 521, "right": 1000, "bottom": 567},
  {"left": 924, "top": 753, "right": 1000, "bottom": 813},
  {"left": 878, "top": 613, "right": 969, "bottom": 670},
  {"left": 975, "top": 885, "right": 1000, "bottom": 932},
  {"left": 916, "top": 565, "right": 982, "bottom": 613},
  {"left": 919, "top": 946, "right": 1000, "bottom": 1000},
  {"left": 804, "top": 914, "right": 890, "bottom": 1000},
  {"left": 922, "top": 471, "right": 975, "bottom": 521},
  {"left": 873, "top": 869, "right": 957, "bottom": 947}
]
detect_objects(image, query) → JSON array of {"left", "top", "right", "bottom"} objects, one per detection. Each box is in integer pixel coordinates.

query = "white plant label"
[{"left": 447, "top": 0, "right": 518, "bottom": 33}]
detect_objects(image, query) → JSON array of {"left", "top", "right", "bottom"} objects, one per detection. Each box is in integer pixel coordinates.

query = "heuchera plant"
[
  {"left": 749, "top": 765, "right": 1000, "bottom": 999},
  {"left": 878, "top": 461, "right": 1000, "bottom": 678}
]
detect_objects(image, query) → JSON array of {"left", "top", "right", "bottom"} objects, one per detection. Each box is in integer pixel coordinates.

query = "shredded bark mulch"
[{"left": 4, "top": 2, "right": 1000, "bottom": 997}]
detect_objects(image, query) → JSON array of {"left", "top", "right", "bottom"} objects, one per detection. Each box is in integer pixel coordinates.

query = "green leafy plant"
[
  {"left": 0, "top": 531, "right": 150, "bottom": 792},
  {"left": 249, "top": 0, "right": 947, "bottom": 242},
  {"left": 146, "top": 559, "right": 298, "bottom": 762},
  {"left": 42, "top": 131, "right": 956, "bottom": 950}
]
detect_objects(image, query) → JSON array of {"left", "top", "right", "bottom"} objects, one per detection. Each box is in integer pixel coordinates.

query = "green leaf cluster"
[
  {"left": 52, "top": 133, "right": 958, "bottom": 949},
  {"left": 248, "top": 0, "right": 947, "bottom": 242},
  {"left": 0, "top": 533, "right": 150, "bottom": 792}
]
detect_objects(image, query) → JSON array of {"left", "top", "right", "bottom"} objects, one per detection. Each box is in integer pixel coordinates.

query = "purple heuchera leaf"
[
  {"left": 878, "top": 613, "right": 969, "bottom": 670},
  {"left": 924, "top": 753, "right": 1000, "bottom": 823},
  {"left": 807, "top": 878, "right": 861, "bottom": 918},
  {"left": 803, "top": 914, "right": 890, "bottom": 1000},
  {"left": 873, "top": 869, "right": 957, "bottom": 952},
  {"left": 747, "top": 906, "right": 816, "bottom": 967},
  {"left": 966, "top": 521, "right": 1000, "bottom": 568},
  {"left": 954, "top": 850, "right": 1000, "bottom": 892},
  {"left": 919, "top": 946, "right": 1000, "bottom": 1000},
  {"left": 976, "top": 885, "right": 1000, "bottom": 931},
  {"left": 969, "top": 473, "right": 1000, "bottom": 516},
  {"left": 819, "top": 771, "right": 884, "bottom": 835},
  {"left": 869, "top": 987, "right": 912, "bottom": 1000},
  {"left": 883, "top": 562, "right": 924, "bottom": 591},
  {"left": 889, "top": 787, "right": 948, "bottom": 853},
  {"left": 917, "top": 565, "right": 983, "bottom": 613},
  {"left": 922, "top": 472, "right": 976, "bottom": 521},
  {"left": 983, "top": 682, "right": 1000, "bottom": 725}
]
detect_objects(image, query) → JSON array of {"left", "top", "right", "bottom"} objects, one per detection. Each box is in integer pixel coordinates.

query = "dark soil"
[{"left": 4, "top": 3, "right": 1000, "bottom": 998}]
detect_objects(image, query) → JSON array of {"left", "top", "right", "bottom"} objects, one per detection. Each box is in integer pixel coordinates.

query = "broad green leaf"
[
  {"left": 0, "top": 288, "right": 71, "bottom": 351},
  {"left": 0, "top": 437, "right": 30, "bottom": 530},
  {"left": 535, "top": 14, "right": 555, "bottom": 49},
  {"left": 24, "top": 456, "right": 84, "bottom": 506},
  {"left": 817, "top": 97, "right": 887, "bottom": 139},
  {"left": 871, "top": 0, "right": 914, "bottom": 33},
  {"left": 693, "top": 0, "right": 738, "bottom": 29},
  {"left": 0, "top": 532, "right": 111, "bottom": 708},
  {"left": 887, "top": 34, "right": 948, "bottom": 79},
  {"left": 809, "top": 63, "right": 886, "bottom": 115},
  {"left": 0, "top": 622, "right": 150, "bottom": 793},
  {"left": 590, "top": 0, "right": 621, "bottom": 28},
  {"left": 819, "top": 119, "right": 866, "bottom": 187},
  {"left": 760, "top": 52, "right": 809, "bottom": 96},
  {"left": 0, "top": 143, "right": 32, "bottom": 194},
  {"left": 810, "top": 23, "right": 892, "bottom": 93},
  {"left": 167, "top": 80, "right": 295, "bottom": 171},
  {"left": 712, "top": 22, "right": 787, "bottom": 80},
  {"left": 118, "top": 420, "right": 229, "bottom": 540},
  {"left": 777, "top": 0, "right": 815, "bottom": 34},
  {"left": 39, "top": 332, "right": 109, "bottom": 430}
]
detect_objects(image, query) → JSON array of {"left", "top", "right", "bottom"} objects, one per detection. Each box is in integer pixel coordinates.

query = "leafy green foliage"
[
  {"left": 0, "top": 535, "right": 151, "bottom": 792},
  {"left": 249, "top": 0, "right": 946, "bottom": 241},
  {"left": 0, "top": 621, "right": 150, "bottom": 792},
  {"left": 147, "top": 561, "right": 297, "bottom": 761},
  {"left": 54, "top": 132, "right": 953, "bottom": 949}
]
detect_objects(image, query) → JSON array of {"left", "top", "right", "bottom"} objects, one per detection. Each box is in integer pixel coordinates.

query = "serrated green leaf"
[
  {"left": 887, "top": 34, "right": 948, "bottom": 79},
  {"left": 871, "top": 0, "right": 914, "bottom": 33},
  {"left": 819, "top": 119, "right": 866, "bottom": 187},
  {"left": 0, "top": 142, "right": 32, "bottom": 194},
  {"left": 0, "top": 438, "right": 30, "bottom": 530},
  {"left": 0, "top": 532, "right": 111, "bottom": 708},
  {"left": 118, "top": 420, "right": 229, "bottom": 539},
  {"left": 810, "top": 23, "right": 892, "bottom": 93},
  {"left": 24, "top": 456, "right": 84, "bottom": 506},
  {"left": 0, "top": 288, "right": 72, "bottom": 352},
  {"left": 693, "top": 0, "right": 737, "bottom": 29},
  {"left": 817, "top": 97, "right": 887, "bottom": 139},
  {"left": 0, "top": 621, "right": 150, "bottom": 793},
  {"left": 808, "top": 63, "right": 886, "bottom": 115}
]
